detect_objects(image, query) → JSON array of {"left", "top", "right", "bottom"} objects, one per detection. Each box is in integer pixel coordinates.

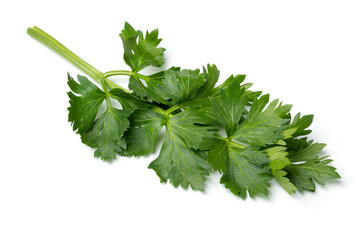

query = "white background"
[{"left": 1, "top": 0, "right": 359, "bottom": 239}]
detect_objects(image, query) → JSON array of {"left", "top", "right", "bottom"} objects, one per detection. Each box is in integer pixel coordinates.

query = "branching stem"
[
  {"left": 104, "top": 70, "right": 152, "bottom": 82},
  {"left": 27, "top": 26, "right": 130, "bottom": 93}
]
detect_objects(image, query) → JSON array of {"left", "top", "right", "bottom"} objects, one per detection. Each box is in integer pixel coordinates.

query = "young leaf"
[
  {"left": 272, "top": 170, "right": 298, "bottom": 195},
  {"left": 289, "top": 113, "right": 314, "bottom": 137},
  {"left": 267, "top": 146, "right": 291, "bottom": 170},
  {"left": 120, "top": 22, "right": 165, "bottom": 72},
  {"left": 284, "top": 137, "right": 311, "bottom": 152},
  {"left": 285, "top": 160, "right": 340, "bottom": 192},
  {"left": 276, "top": 113, "right": 315, "bottom": 150},
  {"left": 195, "top": 64, "right": 220, "bottom": 98},
  {"left": 216, "top": 74, "right": 246, "bottom": 91},
  {"left": 266, "top": 146, "right": 297, "bottom": 194},
  {"left": 215, "top": 74, "right": 262, "bottom": 103},
  {"left": 269, "top": 137, "right": 339, "bottom": 193},
  {"left": 288, "top": 142, "right": 327, "bottom": 163}
]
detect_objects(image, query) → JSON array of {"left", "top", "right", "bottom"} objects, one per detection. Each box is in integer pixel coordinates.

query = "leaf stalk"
[{"left": 27, "top": 26, "right": 130, "bottom": 93}]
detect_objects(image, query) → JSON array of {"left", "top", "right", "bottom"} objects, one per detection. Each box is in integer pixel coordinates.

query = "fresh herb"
[{"left": 27, "top": 22, "right": 340, "bottom": 199}]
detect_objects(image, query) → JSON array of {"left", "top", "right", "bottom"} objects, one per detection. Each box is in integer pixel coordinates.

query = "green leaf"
[
  {"left": 184, "top": 73, "right": 259, "bottom": 127},
  {"left": 232, "top": 95, "right": 292, "bottom": 147},
  {"left": 195, "top": 64, "right": 220, "bottom": 98},
  {"left": 285, "top": 137, "right": 311, "bottom": 152},
  {"left": 272, "top": 169, "right": 298, "bottom": 195},
  {"left": 207, "top": 139, "right": 228, "bottom": 173},
  {"left": 125, "top": 108, "right": 215, "bottom": 190},
  {"left": 169, "top": 110, "right": 217, "bottom": 150},
  {"left": 207, "top": 90, "right": 294, "bottom": 198},
  {"left": 220, "top": 145, "right": 272, "bottom": 199},
  {"left": 285, "top": 160, "right": 340, "bottom": 192},
  {"left": 109, "top": 88, "right": 150, "bottom": 111},
  {"left": 157, "top": 68, "right": 206, "bottom": 104},
  {"left": 67, "top": 74, "right": 133, "bottom": 161},
  {"left": 279, "top": 113, "right": 313, "bottom": 141},
  {"left": 29, "top": 23, "right": 341, "bottom": 199},
  {"left": 125, "top": 109, "right": 166, "bottom": 156},
  {"left": 81, "top": 108, "right": 131, "bottom": 161},
  {"left": 288, "top": 141, "right": 327, "bottom": 163},
  {"left": 148, "top": 125, "right": 211, "bottom": 191},
  {"left": 266, "top": 146, "right": 291, "bottom": 170},
  {"left": 184, "top": 97, "right": 218, "bottom": 125},
  {"left": 289, "top": 113, "right": 314, "bottom": 137},
  {"left": 210, "top": 77, "right": 247, "bottom": 137},
  {"left": 281, "top": 127, "right": 299, "bottom": 140},
  {"left": 67, "top": 74, "right": 106, "bottom": 133},
  {"left": 214, "top": 74, "right": 262, "bottom": 101},
  {"left": 207, "top": 139, "right": 271, "bottom": 199},
  {"left": 207, "top": 85, "right": 292, "bottom": 198},
  {"left": 128, "top": 75, "right": 168, "bottom": 104},
  {"left": 120, "top": 22, "right": 165, "bottom": 72},
  {"left": 266, "top": 146, "right": 297, "bottom": 195},
  {"left": 216, "top": 74, "right": 246, "bottom": 91}
]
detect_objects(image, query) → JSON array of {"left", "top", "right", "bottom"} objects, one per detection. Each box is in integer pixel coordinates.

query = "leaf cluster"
[{"left": 64, "top": 22, "right": 340, "bottom": 199}]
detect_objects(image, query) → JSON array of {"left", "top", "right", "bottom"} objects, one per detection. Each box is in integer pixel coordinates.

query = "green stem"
[
  {"left": 104, "top": 70, "right": 152, "bottom": 82},
  {"left": 27, "top": 27, "right": 102, "bottom": 80},
  {"left": 27, "top": 26, "right": 129, "bottom": 93},
  {"left": 104, "top": 70, "right": 133, "bottom": 78},
  {"left": 136, "top": 73, "right": 152, "bottom": 81},
  {"left": 105, "top": 79, "right": 127, "bottom": 90},
  {"left": 99, "top": 78, "right": 112, "bottom": 109},
  {"left": 217, "top": 135, "right": 229, "bottom": 142},
  {"left": 166, "top": 105, "right": 181, "bottom": 114},
  {"left": 228, "top": 140, "right": 247, "bottom": 149},
  {"left": 151, "top": 106, "right": 168, "bottom": 116},
  {"left": 216, "top": 135, "right": 247, "bottom": 149}
]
